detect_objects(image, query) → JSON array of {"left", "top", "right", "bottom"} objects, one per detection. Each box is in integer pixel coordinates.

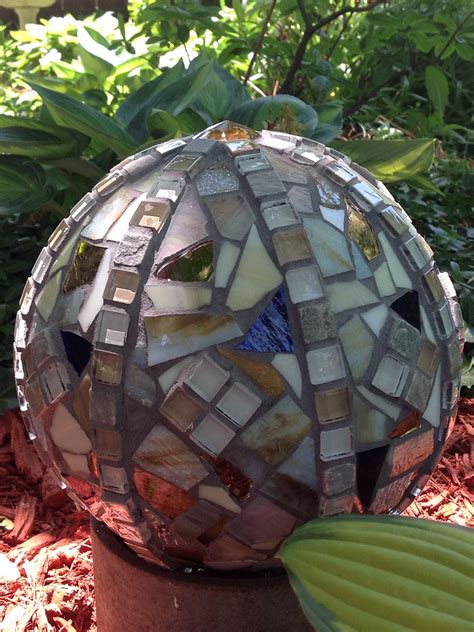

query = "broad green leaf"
[
  {"left": 280, "top": 515, "right": 474, "bottom": 632},
  {"left": 77, "top": 25, "right": 115, "bottom": 80},
  {"left": 312, "top": 104, "right": 342, "bottom": 144},
  {"left": 455, "top": 40, "right": 474, "bottom": 60},
  {"left": 146, "top": 109, "right": 181, "bottom": 141},
  {"left": 331, "top": 139, "right": 435, "bottom": 182},
  {"left": 28, "top": 82, "right": 135, "bottom": 157},
  {"left": 230, "top": 95, "right": 318, "bottom": 137},
  {"left": 0, "top": 157, "right": 54, "bottom": 215},
  {"left": 191, "top": 63, "right": 250, "bottom": 123},
  {"left": 425, "top": 66, "right": 449, "bottom": 118}
]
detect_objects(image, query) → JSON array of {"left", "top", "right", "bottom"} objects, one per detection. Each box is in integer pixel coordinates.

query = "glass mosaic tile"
[
  {"left": 95, "top": 171, "right": 125, "bottom": 197},
  {"left": 306, "top": 344, "right": 346, "bottom": 386},
  {"left": 322, "top": 463, "right": 355, "bottom": 496},
  {"left": 134, "top": 425, "right": 208, "bottom": 490},
  {"left": 206, "top": 194, "right": 255, "bottom": 242},
  {"left": 326, "top": 280, "right": 378, "bottom": 314},
  {"left": 349, "top": 181, "right": 383, "bottom": 211},
  {"left": 378, "top": 205, "right": 411, "bottom": 236},
  {"left": 236, "top": 287, "right": 294, "bottom": 352},
  {"left": 152, "top": 175, "right": 186, "bottom": 202},
  {"left": 287, "top": 185, "right": 314, "bottom": 215},
  {"left": 14, "top": 313, "right": 28, "bottom": 349},
  {"left": 422, "top": 366, "right": 440, "bottom": 426},
  {"left": 62, "top": 452, "right": 90, "bottom": 477},
  {"left": 443, "top": 378, "right": 460, "bottom": 410},
  {"left": 216, "top": 383, "right": 261, "bottom": 427},
  {"left": 23, "top": 327, "right": 56, "bottom": 375},
  {"left": 277, "top": 437, "right": 317, "bottom": 492},
  {"left": 159, "top": 386, "right": 204, "bottom": 432},
  {"left": 59, "top": 289, "right": 86, "bottom": 327},
  {"left": 227, "top": 226, "right": 282, "bottom": 310},
  {"left": 125, "top": 360, "right": 156, "bottom": 407},
  {"left": 299, "top": 302, "right": 336, "bottom": 344},
  {"left": 77, "top": 249, "right": 111, "bottom": 332},
  {"left": 320, "top": 205, "right": 345, "bottom": 231},
  {"left": 417, "top": 340, "right": 439, "bottom": 377},
  {"left": 303, "top": 217, "right": 353, "bottom": 277},
  {"left": 203, "top": 121, "right": 258, "bottom": 141},
  {"left": 339, "top": 315, "right": 374, "bottom": 382},
  {"left": 198, "top": 485, "right": 241, "bottom": 513},
  {"left": 402, "top": 236, "right": 430, "bottom": 270},
  {"left": 70, "top": 193, "right": 95, "bottom": 222},
  {"left": 218, "top": 348, "right": 285, "bottom": 400},
  {"left": 389, "top": 429, "right": 435, "bottom": 477},
  {"left": 226, "top": 496, "right": 297, "bottom": 547},
  {"left": 261, "top": 199, "right": 298, "bottom": 230},
  {"left": 448, "top": 299, "right": 463, "bottom": 333},
  {"left": 324, "top": 162, "right": 357, "bottom": 186},
  {"left": 41, "top": 362, "right": 70, "bottom": 405},
  {"left": 157, "top": 241, "right": 214, "bottom": 283},
  {"left": 290, "top": 147, "right": 324, "bottom": 166},
  {"left": 60, "top": 331, "right": 92, "bottom": 375},
  {"left": 215, "top": 241, "right": 240, "bottom": 288},
  {"left": 319, "top": 494, "right": 353, "bottom": 516},
  {"left": 272, "top": 228, "right": 313, "bottom": 266},
  {"left": 285, "top": 265, "right": 324, "bottom": 305},
  {"left": 235, "top": 152, "right": 271, "bottom": 174},
  {"left": 388, "top": 318, "right": 420, "bottom": 360},
  {"left": 90, "top": 384, "right": 117, "bottom": 426},
  {"left": 50, "top": 223, "right": 85, "bottom": 276},
  {"left": 448, "top": 338, "right": 463, "bottom": 375},
  {"left": 423, "top": 268, "right": 444, "bottom": 303},
  {"left": 371, "top": 355, "right": 408, "bottom": 398},
  {"left": 82, "top": 189, "right": 138, "bottom": 241},
  {"left": 196, "top": 165, "right": 239, "bottom": 196},
  {"left": 434, "top": 302, "right": 455, "bottom": 339},
  {"left": 204, "top": 535, "right": 266, "bottom": 569},
  {"left": 92, "top": 350, "right": 123, "bottom": 385},
  {"left": 390, "top": 291, "right": 421, "bottom": 331},
  {"left": 320, "top": 426, "right": 353, "bottom": 461},
  {"left": 405, "top": 370, "right": 433, "bottom": 411},
  {"left": 72, "top": 374, "right": 92, "bottom": 437},
  {"left": 171, "top": 500, "right": 222, "bottom": 540},
  {"left": 164, "top": 153, "right": 203, "bottom": 177},
  {"left": 13, "top": 348, "right": 24, "bottom": 380},
  {"left": 133, "top": 468, "right": 195, "bottom": 519},
  {"left": 241, "top": 396, "right": 312, "bottom": 465},
  {"left": 103, "top": 269, "right": 140, "bottom": 305},
  {"left": 50, "top": 403, "right": 92, "bottom": 453},
  {"left": 24, "top": 377, "right": 45, "bottom": 412},
  {"left": 377, "top": 232, "right": 412, "bottom": 290},
  {"left": 261, "top": 471, "right": 318, "bottom": 517},
  {"left": 191, "top": 414, "right": 236, "bottom": 455},
  {"left": 389, "top": 410, "right": 421, "bottom": 439},
  {"left": 356, "top": 385, "right": 401, "bottom": 420},
  {"left": 314, "top": 176, "right": 343, "bottom": 208},
  {"left": 315, "top": 387, "right": 350, "bottom": 423},
  {"left": 347, "top": 201, "right": 379, "bottom": 260},
  {"left": 154, "top": 138, "right": 187, "bottom": 156},
  {"left": 266, "top": 154, "right": 307, "bottom": 184},
  {"left": 145, "top": 283, "right": 212, "bottom": 311},
  {"left": 351, "top": 243, "right": 372, "bottom": 280},
  {"left": 95, "top": 308, "right": 130, "bottom": 347},
  {"left": 271, "top": 354, "right": 302, "bottom": 399},
  {"left": 31, "top": 248, "right": 53, "bottom": 284},
  {"left": 374, "top": 262, "right": 396, "bottom": 297},
  {"left": 106, "top": 194, "right": 147, "bottom": 243},
  {"left": 184, "top": 355, "right": 229, "bottom": 402},
  {"left": 158, "top": 356, "right": 197, "bottom": 394},
  {"left": 258, "top": 130, "right": 299, "bottom": 152},
  {"left": 100, "top": 464, "right": 129, "bottom": 494},
  {"left": 246, "top": 170, "right": 286, "bottom": 199},
  {"left": 130, "top": 198, "right": 171, "bottom": 230},
  {"left": 437, "top": 272, "right": 456, "bottom": 299},
  {"left": 94, "top": 428, "right": 122, "bottom": 460},
  {"left": 184, "top": 138, "right": 217, "bottom": 155},
  {"left": 225, "top": 139, "right": 255, "bottom": 154},
  {"left": 204, "top": 452, "right": 254, "bottom": 501}
]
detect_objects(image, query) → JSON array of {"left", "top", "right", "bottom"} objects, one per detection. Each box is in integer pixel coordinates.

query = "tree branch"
[
  {"left": 281, "top": 0, "right": 387, "bottom": 94},
  {"left": 325, "top": 11, "right": 354, "bottom": 61},
  {"left": 243, "top": 0, "right": 278, "bottom": 86}
]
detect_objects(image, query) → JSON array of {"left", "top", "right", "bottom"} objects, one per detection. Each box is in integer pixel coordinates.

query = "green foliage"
[
  {"left": 279, "top": 515, "right": 474, "bottom": 632},
  {"left": 0, "top": 0, "right": 472, "bottom": 411}
]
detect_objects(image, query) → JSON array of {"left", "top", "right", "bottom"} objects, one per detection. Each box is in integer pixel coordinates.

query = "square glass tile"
[
  {"left": 19, "top": 277, "right": 36, "bottom": 315},
  {"left": 31, "top": 248, "right": 53, "bottom": 283},
  {"left": 164, "top": 153, "right": 202, "bottom": 177},
  {"left": 153, "top": 175, "right": 186, "bottom": 202},
  {"left": 100, "top": 464, "right": 129, "bottom": 494},
  {"left": 388, "top": 318, "right": 420, "bottom": 360},
  {"left": 159, "top": 386, "right": 204, "bottom": 432},
  {"left": 246, "top": 171, "right": 286, "bottom": 199},
  {"left": 315, "top": 387, "right": 351, "bottom": 423},
  {"left": 402, "top": 236, "right": 430, "bottom": 270},
  {"left": 272, "top": 228, "right": 312, "bottom": 265},
  {"left": 103, "top": 269, "right": 140, "bottom": 305},
  {"left": 41, "top": 362, "right": 70, "bottom": 405},
  {"left": 235, "top": 153, "right": 271, "bottom": 174},
  {"left": 93, "top": 350, "right": 123, "bottom": 385},
  {"left": 378, "top": 205, "right": 410, "bottom": 235},
  {"left": 320, "top": 426, "right": 353, "bottom": 461},
  {"left": 184, "top": 355, "right": 230, "bottom": 402},
  {"left": 130, "top": 198, "right": 171, "bottom": 230},
  {"left": 434, "top": 303, "right": 455, "bottom": 339},
  {"left": 299, "top": 303, "right": 336, "bottom": 343},
  {"left": 94, "top": 428, "right": 122, "bottom": 460},
  {"left": 371, "top": 355, "right": 408, "bottom": 397},
  {"left": 405, "top": 370, "right": 433, "bottom": 411},
  {"left": 322, "top": 463, "right": 355, "bottom": 496},
  {"left": 191, "top": 414, "right": 236, "bottom": 455},
  {"left": 216, "top": 383, "right": 261, "bottom": 427},
  {"left": 196, "top": 166, "right": 239, "bottom": 196},
  {"left": 324, "top": 162, "right": 357, "bottom": 186},
  {"left": 285, "top": 265, "right": 324, "bottom": 304},
  {"left": 349, "top": 181, "right": 383, "bottom": 211},
  {"left": 423, "top": 269, "right": 444, "bottom": 303},
  {"left": 261, "top": 200, "right": 297, "bottom": 230},
  {"left": 437, "top": 272, "right": 456, "bottom": 299},
  {"left": 417, "top": 340, "right": 439, "bottom": 377},
  {"left": 306, "top": 345, "right": 346, "bottom": 385},
  {"left": 95, "top": 308, "right": 130, "bottom": 346}
]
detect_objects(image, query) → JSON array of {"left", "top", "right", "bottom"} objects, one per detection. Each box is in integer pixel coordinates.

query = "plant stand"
[{"left": 90, "top": 518, "right": 312, "bottom": 632}]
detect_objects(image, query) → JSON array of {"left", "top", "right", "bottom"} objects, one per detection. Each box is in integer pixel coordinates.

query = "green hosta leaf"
[
  {"left": 0, "top": 114, "right": 89, "bottom": 159},
  {"left": 280, "top": 515, "right": 474, "bottom": 632},
  {"left": 230, "top": 95, "right": 318, "bottom": 137},
  {"left": 191, "top": 63, "right": 250, "bottom": 124},
  {"left": 0, "top": 157, "right": 55, "bottom": 214},
  {"left": 331, "top": 139, "right": 435, "bottom": 182},
  {"left": 425, "top": 66, "right": 449, "bottom": 119},
  {"left": 312, "top": 104, "right": 342, "bottom": 144},
  {"left": 27, "top": 82, "right": 135, "bottom": 158}
]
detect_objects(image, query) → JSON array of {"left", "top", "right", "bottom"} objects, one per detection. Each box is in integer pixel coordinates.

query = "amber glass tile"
[
  {"left": 159, "top": 386, "right": 204, "bottom": 432},
  {"left": 164, "top": 153, "right": 202, "bottom": 176},
  {"left": 63, "top": 241, "right": 106, "bottom": 293},
  {"left": 130, "top": 198, "right": 171, "bottom": 231},
  {"left": 133, "top": 468, "right": 196, "bottom": 519},
  {"left": 203, "top": 454, "right": 253, "bottom": 501},
  {"left": 347, "top": 200, "right": 379, "bottom": 260},
  {"left": 103, "top": 269, "right": 140, "bottom": 304},
  {"left": 93, "top": 350, "right": 123, "bottom": 385},
  {"left": 218, "top": 347, "right": 284, "bottom": 400},
  {"left": 417, "top": 340, "right": 439, "bottom": 376},
  {"left": 423, "top": 268, "right": 445, "bottom": 303},
  {"left": 156, "top": 241, "right": 214, "bottom": 282},
  {"left": 272, "top": 228, "right": 312, "bottom": 265},
  {"left": 389, "top": 410, "right": 421, "bottom": 439},
  {"left": 314, "top": 387, "right": 351, "bottom": 423},
  {"left": 205, "top": 121, "right": 258, "bottom": 141},
  {"left": 94, "top": 428, "right": 122, "bottom": 460}
]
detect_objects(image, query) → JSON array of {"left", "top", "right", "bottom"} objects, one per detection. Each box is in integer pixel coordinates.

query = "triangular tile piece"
[
  {"left": 61, "top": 331, "right": 92, "bottom": 375},
  {"left": 236, "top": 287, "right": 294, "bottom": 352},
  {"left": 356, "top": 444, "right": 389, "bottom": 508},
  {"left": 391, "top": 290, "right": 420, "bottom": 331}
]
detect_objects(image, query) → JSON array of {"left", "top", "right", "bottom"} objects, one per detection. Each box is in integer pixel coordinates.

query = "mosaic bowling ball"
[{"left": 14, "top": 122, "right": 463, "bottom": 570}]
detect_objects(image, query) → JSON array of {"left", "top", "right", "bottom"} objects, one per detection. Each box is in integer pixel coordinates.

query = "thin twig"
[
  {"left": 243, "top": 0, "right": 278, "bottom": 86},
  {"left": 435, "top": 10, "right": 473, "bottom": 61},
  {"left": 325, "top": 11, "right": 354, "bottom": 61}
]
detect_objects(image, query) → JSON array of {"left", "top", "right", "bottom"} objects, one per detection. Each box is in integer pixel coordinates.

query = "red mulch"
[{"left": 1, "top": 401, "right": 473, "bottom": 631}]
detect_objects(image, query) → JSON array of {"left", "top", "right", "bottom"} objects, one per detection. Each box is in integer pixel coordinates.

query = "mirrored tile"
[
  {"left": 306, "top": 344, "right": 346, "bottom": 385},
  {"left": 285, "top": 265, "right": 324, "bottom": 304},
  {"left": 218, "top": 348, "right": 285, "bottom": 400},
  {"left": 324, "top": 162, "right": 357, "bottom": 186},
  {"left": 23, "top": 327, "right": 57, "bottom": 376},
  {"left": 70, "top": 193, "right": 95, "bottom": 222},
  {"left": 226, "top": 496, "right": 297, "bottom": 547},
  {"left": 103, "top": 269, "right": 140, "bottom": 305},
  {"left": 437, "top": 271, "right": 456, "bottom": 299},
  {"left": 442, "top": 377, "right": 460, "bottom": 410},
  {"left": 303, "top": 217, "right": 353, "bottom": 276},
  {"left": 258, "top": 130, "right": 298, "bottom": 152},
  {"left": 235, "top": 152, "right": 271, "bottom": 174},
  {"left": 19, "top": 277, "right": 36, "bottom": 315},
  {"left": 164, "top": 153, "right": 203, "bottom": 177},
  {"left": 417, "top": 340, "right": 439, "bottom": 377},
  {"left": 205, "top": 194, "right": 255, "bottom": 241},
  {"left": 157, "top": 241, "right": 214, "bottom": 282},
  {"left": 159, "top": 386, "right": 204, "bottom": 432},
  {"left": 402, "top": 236, "right": 430, "bottom": 270},
  {"left": 378, "top": 205, "right": 411, "bottom": 235},
  {"left": 152, "top": 175, "right": 186, "bottom": 202},
  {"left": 371, "top": 355, "right": 408, "bottom": 397},
  {"left": 349, "top": 181, "right": 383, "bottom": 211},
  {"left": 184, "top": 138, "right": 217, "bottom": 154},
  {"left": 320, "top": 426, "right": 353, "bottom": 461},
  {"left": 423, "top": 268, "right": 444, "bottom": 302},
  {"left": 216, "top": 383, "right": 261, "bottom": 427},
  {"left": 93, "top": 350, "right": 123, "bottom": 385},
  {"left": 100, "top": 464, "right": 129, "bottom": 494},
  {"left": 95, "top": 171, "right": 125, "bottom": 197},
  {"left": 388, "top": 318, "right": 420, "bottom": 360},
  {"left": 347, "top": 200, "right": 379, "bottom": 260},
  {"left": 60, "top": 331, "right": 92, "bottom": 375},
  {"left": 315, "top": 387, "right": 350, "bottom": 423},
  {"left": 299, "top": 302, "right": 336, "bottom": 343},
  {"left": 133, "top": 425, "right": 208, "bottom": 490},
  {"left": 314, "top": 176, "right": 343, "bottom": 208},
  {"left": 154, "top": 138, "right": 187, "bottom": 156},
  {"left": 287, "top": 185, "right": 314, "bottom": 215},
  {"left": 448, "top": 337, "right": 463, "bottom": 375},
  {"left": 95, "top": 308, "right": 129, "bottom": 347},
  {"left": 241, "top": 396, "right": 312, "bottom": 465},
  {"left": 14, "top": 313, "right": 28, "bottom": 349},
  {"left": 339, "top": 315, "right": 374, "bottom": 382},
  {"left": 31, "top": 248, "right": 53, "bottom": 284},
  {"left": 261, "top": 199, "right": 297, "bottom": 230},
  {"left": 247, "top": 170, "right": 285, "bottom": 199},
  {"left": 272, "top": 227, "right": 313, "bottom": 266},
  {"left": 184, "top": 355, "right": 230, "bottom": 402},
  {"left": 271, "top": 354, "right": 302, "bottom": 398},
  {"left": 434, "top": 302, "right": 455, "bottom": 339},
  {"left": 191, "top": 414, "right": 236, "bottom": 455},
  {"left": 196, "top": 165, "right": 239, "bottom": 196},
  {"left": 130, "top": 198, "right": 171, "bottom": 230},
  {"left": 389, "top": 429, "right": 435, "bottom": 477}
]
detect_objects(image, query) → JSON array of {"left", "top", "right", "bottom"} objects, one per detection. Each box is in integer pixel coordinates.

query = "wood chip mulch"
[{"left": 1, "top": 400, "right": 473, "bottom": 631}]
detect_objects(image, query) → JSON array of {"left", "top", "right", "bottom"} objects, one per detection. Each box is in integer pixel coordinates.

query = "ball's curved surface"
[{"left": 14, "top": 122, "right": 463, "bottom": 570}]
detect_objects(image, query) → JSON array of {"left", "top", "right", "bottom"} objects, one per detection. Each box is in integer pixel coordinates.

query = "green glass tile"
[
  {"left": 63, "top": 240, "right": 106, "bottom": 293},
  {"left": 347, "top": 200, "right": 379, "bottom": 260},
  {"left": 157, "top": 241, "right": 214, "bottom": 282}
]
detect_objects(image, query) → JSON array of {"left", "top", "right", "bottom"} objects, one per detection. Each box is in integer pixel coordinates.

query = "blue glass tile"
[{"left": 236, "top": 287, "right": 294, "bottom": 352}]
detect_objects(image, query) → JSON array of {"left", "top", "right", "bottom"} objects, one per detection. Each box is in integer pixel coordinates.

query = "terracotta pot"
[{"left": 90, "top": 518, "right": 313, "bottom": 632}]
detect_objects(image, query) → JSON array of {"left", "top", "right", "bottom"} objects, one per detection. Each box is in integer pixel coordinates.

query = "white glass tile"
[
  {"left": 351, "top": 242, "right": 372, "bottom": 279},
  {"left": 271, "top": 354, "right": 302, "bottom": 398},
  {"left": 285, "top": 265, "right": 324, "bottom": 304},
  {"left": 185, "top": 355, "right": 230, "bottom": 402},
  {"left": 372, "top": 355, "right": 408, "bottom": 397},
  {"left": 356, "top": 386, "right": 401, "bottom": 420},
  {"left": 145, "top": 283, "right": 212, "bottom": 311},
  {"left": 106, "top": 193, "right": 146, "bottom": 242},
  {"left": 306, "top": 345, "right": 346, "bottom": 385},
  {"left": 320, "top": 205, "right": 345, "bottom": 231},
  {"left": 377, "top": 232, "right": 412, "bottom": 289},
  {"left": 326, "top": 280, "right": 378, "bottom": 313},
  {"left": 374, "top": 262, "right": 396, "bottom": 297},
  {"left": 191, "top": 414, "right": 236, "bottom": 455},
  {"left": 158, "top": 356, "right": 197, "bottom": 394},
  {"left": 51, "top": 403, "right": 92, "bottom": 454},
  {"left": 338, "top": 315, "right": 374, "bottom": 382},
  {"left": 215, "top": 241, "right": 240, "bottom": 288},
  {"left": 361, "top": 304, "right": 389, "bottom": 336},
  {"left": 303, "top": 217, "right": 353, "bottom": 277},
  {"left": 437, "top": 272, "right": 456, "bottom": 299},
  {"left": 320, "top": 426, "right": 353, "bottom": 461},
  {"left": 349, "top": 181, "right": 383, "bottom": 211},
  {"left": 82, "top": 189, "right": 138, "bottom": 241},
  {"left": 216, "top": 383, "right": 261, "bottom": 427}
]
